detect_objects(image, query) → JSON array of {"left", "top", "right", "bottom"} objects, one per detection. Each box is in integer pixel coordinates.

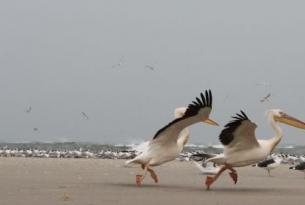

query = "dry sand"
[{"left": 0, "top": 158, "right": 304, "bottom": 205}]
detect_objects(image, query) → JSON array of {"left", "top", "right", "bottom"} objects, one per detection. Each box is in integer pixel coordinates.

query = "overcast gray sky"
[{"left": 0, "top": 0, "right": 305, "bottom": 145}]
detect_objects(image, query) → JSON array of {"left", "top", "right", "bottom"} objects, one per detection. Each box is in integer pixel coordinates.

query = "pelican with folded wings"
[
  {"left": 126, "top": 90, "right": 218, "bottom": 186},
  {"left": 205, "top": 109, "right": 305, "bottom": 190}
]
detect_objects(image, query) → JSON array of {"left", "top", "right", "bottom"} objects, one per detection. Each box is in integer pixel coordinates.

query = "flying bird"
[
  {"left": 125, "top": 90, "right": 218, "bottom": 186},
  {"left": 33, "top": 128, "right": 39, "bottom": 131},
  {"left": 204, "top": 109, "right": 305, "bottom": 190},
  {"left": 126, "top": 107, "right": 190, "bottom": 184},
  {"left": 256, "top": 82, "right": 271, "bottom": 87},
  {"left": 112, "top": 56, "right": 124, "bottom": 69},
  {"left": 145, "top": 65, "right": 155, "bottom": 71},
  {"left": 260, "top": 93, "right": 271, "bottom": 103},
  {"left": 81, "top": 112, "right": 89, "bottom": 120},
  {"left": 26, "top": 106, "right": 32, "bottom": 113}
]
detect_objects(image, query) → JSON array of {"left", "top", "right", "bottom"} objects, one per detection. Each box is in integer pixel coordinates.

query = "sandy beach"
[{"left": 0, "top": 158, "right": 304, "bottom": 205}]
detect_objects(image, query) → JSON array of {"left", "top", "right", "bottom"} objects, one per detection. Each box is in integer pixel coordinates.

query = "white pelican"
[
  {"left": 253, "top": 156, "right": 282, "bottom": 177},
  {"left": 205, "top": 109, "right": 305, "bottom": 190},
  {"left": 125, "top": 90, "right": 218, "bottom": 186}
]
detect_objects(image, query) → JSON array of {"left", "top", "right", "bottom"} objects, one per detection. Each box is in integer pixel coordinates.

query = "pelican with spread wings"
[
  {"left": 205, "top": 109, "right": 305, "bottom": 190},
  {"left": 125, "top": 90, "right": 218, "bottom": 186}
]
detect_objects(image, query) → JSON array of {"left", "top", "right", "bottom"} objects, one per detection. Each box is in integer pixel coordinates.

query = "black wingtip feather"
[
  {"left": 184, "top": 90, "right": 212, "bottom": 116},
  {"left": 196, "top": 97, "right": 202, "bottom": 106},
  {"left": 209, "top": 90, "right": 212, "bottom": 106},
  {"left": 218, "top": 110, "right": 250, "bottom": 146},
  {"left": 206, "top": 91, "right": 209, "bottom": 106},
  {"left": 240, "top": 110, "right": 248, "bottom": 119},
  {"left": 153, "top": 90, "right": 213, "bottom": 140},
  {"left": 200, "top": 93, "right": 206, "bottom": 106}
]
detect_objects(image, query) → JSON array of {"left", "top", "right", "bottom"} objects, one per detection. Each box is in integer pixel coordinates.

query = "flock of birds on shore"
[
  {"left": 0, "top": 148, "right": 133, "bottom": 159},
  {"left": 189, "top": 152, "right": 305, "bottom": 178},
  {"left": 0, "top": 146, "right": 303, "bottom": 161},
  {"left": 1, "top": 147, "right": 304, "bottom": 177}
]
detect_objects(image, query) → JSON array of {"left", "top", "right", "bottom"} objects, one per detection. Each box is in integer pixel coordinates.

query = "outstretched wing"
[
  {"left": 151, "top": 90, "right": 212, "bottom": 144},
  {"left": 219, "top": 111, "right": 259, "bottom": 151}
]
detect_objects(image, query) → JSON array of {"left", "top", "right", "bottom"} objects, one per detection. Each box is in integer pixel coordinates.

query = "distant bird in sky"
[
  {"left": 26, "top": 106, "right": 32, "bottom": 113},
  {"left": 112, "top": 56, "right": 124, "bottom": 69},
  {"left": 256, "top": 82, "right": 271, "bottom": 87},
  {"left": 145, "top": 65, "right": 155, "bottom": 71},
  {"left": 260, "top": 93, "right": 271, "bottom": 103},
  {"left": 33, "top": 128, "right": 39, "bottom": 131},
  {"left": 81, "top": 112, "right": 89, "bottom": 120}
]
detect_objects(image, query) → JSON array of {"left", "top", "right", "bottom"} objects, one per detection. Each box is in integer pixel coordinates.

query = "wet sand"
[{"left": 0, "top": 158, "right": 304, "bottom": 205}]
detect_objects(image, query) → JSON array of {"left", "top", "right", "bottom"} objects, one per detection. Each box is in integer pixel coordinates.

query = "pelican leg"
[
  {"left": 147, "top": 167, "right": 159, "bottom": 183},
  {"left": 136, "top": 164, "right": 148, "bottom": 186},
  {"left": 136, "top": 174, "right": 143, "bottom": 186},
  {"left": 227, "top": 164, "right": 238, "bottom": 184},
  {"left": 140, "top": 164, "right": 158, "bottom": 183},
  {"left": 205, "top": 165, "right": 228, "bottom": 190}
]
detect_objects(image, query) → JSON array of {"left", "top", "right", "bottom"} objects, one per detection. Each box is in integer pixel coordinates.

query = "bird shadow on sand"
[
  {"left": 207, "top": 187, "right": 291, "bottom": 194},
  {"left": 104, "top": 182, "right": 202, "bottom": 192},
  {"left": 104, "top": 182, "right": 300, "bottom": 195}
]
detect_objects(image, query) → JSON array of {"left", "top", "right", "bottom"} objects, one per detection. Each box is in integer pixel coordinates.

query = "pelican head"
[{"left": 267, "top": 109, "right": 305, "bottom": 130}]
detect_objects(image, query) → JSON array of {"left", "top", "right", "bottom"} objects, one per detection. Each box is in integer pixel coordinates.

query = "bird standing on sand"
[
  {"left": 205, "top": 109, "right": 305, "bottom": 190},
  {"left": 254, "top": 156, "right": 282, "bottom": 177},
  {"left": 125, "top": 90, "right": 218, "bottom": 186},
  {"left": 194, "top": 161, "right": 221, "bottom": 175},
  {"left": 290, "top": 162, "right": 305, "bottom": 179}
]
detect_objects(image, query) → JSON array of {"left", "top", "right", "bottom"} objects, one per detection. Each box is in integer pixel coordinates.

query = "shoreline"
[{"left": 0, "top": 158, "right": 304, "bottom": 205}]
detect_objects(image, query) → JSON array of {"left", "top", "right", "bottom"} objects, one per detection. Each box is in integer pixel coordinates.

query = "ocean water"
[{"left": 0, "top": 142, "right": 304, "bottom": 155}]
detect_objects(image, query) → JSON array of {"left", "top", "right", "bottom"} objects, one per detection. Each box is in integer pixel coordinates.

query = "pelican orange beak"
[
  {"left": 203, "top": 118, "right": 219, "bottom": 126},
  {"left": 275, "top": 113, "right": 305, "bottom": 130}
]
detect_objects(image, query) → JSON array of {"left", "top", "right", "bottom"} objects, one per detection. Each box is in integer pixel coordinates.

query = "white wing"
[{"left": 151, "top": 91, "right": 212, "bottom": 146}]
